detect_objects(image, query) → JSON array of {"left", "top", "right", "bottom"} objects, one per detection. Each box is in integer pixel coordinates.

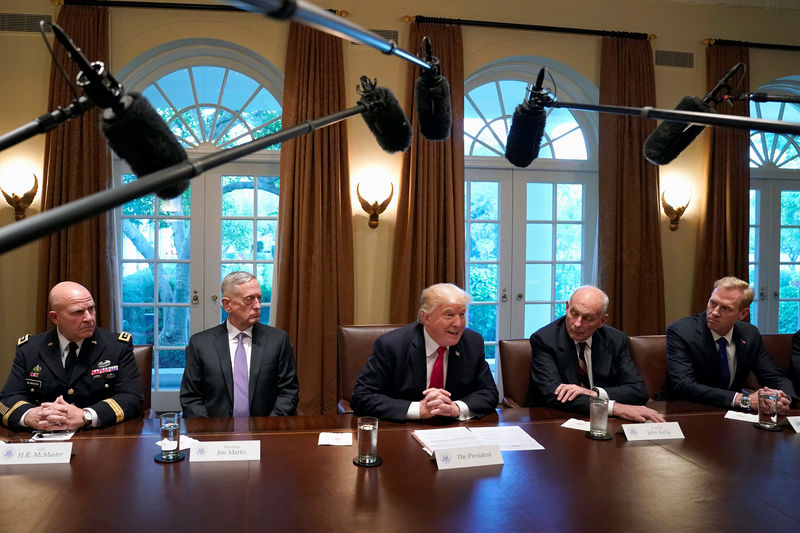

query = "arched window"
[
  {"left": 463, "top": 57, "right": 598, "bottom": 372},
  {"left": 748, "top": 76, "right": 800, "bottom": 332},
  {"left": 113, "top": 40, "right": 283, "bottom": 409}
]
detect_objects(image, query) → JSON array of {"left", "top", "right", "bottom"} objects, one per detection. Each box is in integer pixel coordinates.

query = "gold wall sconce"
[
  {"left": 1, "top": 173, "right": 38, "bottom": 221},
  {"left": 661, "top": 188, "right": 691, "bottom": 231},
  {"left": 356, "top": 182, "right": 393, "bottom": 229}
]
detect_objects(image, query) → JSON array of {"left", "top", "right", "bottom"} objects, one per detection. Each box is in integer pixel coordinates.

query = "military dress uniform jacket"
[{"left": 0, "top": 327, "right": 143, "bottom": 431}]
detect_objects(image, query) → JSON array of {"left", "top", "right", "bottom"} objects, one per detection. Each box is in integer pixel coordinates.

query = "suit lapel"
[
  {"left": 39, "top": 330, "right": 66, "bottom": 383},
  {"left": 731, "top": 323, "right": 750, "bottom": 385},
  {"left": 249, "top": 324, "right": 264, "bottom": 404},
  {"left": 410, "top": 325, "right": 427, "bottom": 391},
  {"left": 558, "top": 321, "right": 581, "bottom": 385},
  {"left": 214, "top": 324, "right": 235, "bottom": 405}
]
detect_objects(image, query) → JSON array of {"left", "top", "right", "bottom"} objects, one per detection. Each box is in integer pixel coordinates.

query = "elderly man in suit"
[
  {"left": 666, "top": 276, "right": 795, "bottom": 412},
  {"left": 0, "top": 281, "right": 142, "bottom": 431},
  {"left": 180, "top": 271, "right": 298, "bottom": 417},
  {"left": 529, "top": 285, "right": 665, "bottom": 422},
  {"left": 351, "top": 283, "right": 498, "bottom": 422}
]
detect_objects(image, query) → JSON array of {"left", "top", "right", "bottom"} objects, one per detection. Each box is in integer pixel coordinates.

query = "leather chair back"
[
  {"left": 498, "top": 339, "right": 532, "bottom": 408},
  {"left": 133, "top": 344, "right": 153, "bottom": 413},
  {"left": 628, "top": 335, "right": 666, "bottom": 399},
  {"left": 744, "top": 333, "right": 792, "bottom": 390},
  {"left": 337, "top": 325, "right": 403, "bottom": 413}
]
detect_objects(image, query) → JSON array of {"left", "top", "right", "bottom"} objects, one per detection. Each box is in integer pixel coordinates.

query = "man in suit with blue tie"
[
  {"left": 351, "top": 283, "right": 498, "bottom": 422},
  {"left": 180, "top": 271, "right": 299, "bottom": 417},
  {"left": 666, "top": 276, "right": 795, "bottom": 412},
  {"left": 529, "top": 285, "right": 665, "bottom": 422}
]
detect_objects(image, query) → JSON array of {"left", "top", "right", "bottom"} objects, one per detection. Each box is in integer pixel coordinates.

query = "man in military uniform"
[{"left": 0, "top": 281, "right": 142, "bottom": 431}]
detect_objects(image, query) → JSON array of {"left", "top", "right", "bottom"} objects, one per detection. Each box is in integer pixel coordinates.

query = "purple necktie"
[{"left": 233, "top": 332, "right": 250, "bottom": 417}]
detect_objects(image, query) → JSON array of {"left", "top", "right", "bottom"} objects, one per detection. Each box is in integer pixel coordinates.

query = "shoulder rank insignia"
[
  {"left": 17, "top": 334, "right": 30, "bottom": 346},
  {"left": 117, "top": 331, "right": 132, "bottom": 343}
]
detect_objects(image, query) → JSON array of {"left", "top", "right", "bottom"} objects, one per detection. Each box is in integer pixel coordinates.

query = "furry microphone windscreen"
[
  {"left": 358, "top": 82, "right": 413, "bottom": 153},
  {"left": 504, "top": 101, "right": 547, "bottom": 168},
  {"left": 100, "top": 92, "right": 189, "bottom": 199},
  {"left": 643, "top": 96, "right": 715, "bottom": 166},
  {"left": 416, "top": 65, "right": 452, "bottom": 141}
]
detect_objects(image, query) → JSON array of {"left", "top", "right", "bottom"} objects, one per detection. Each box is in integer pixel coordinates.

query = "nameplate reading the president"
[
  {"left": 434, "top": 445, "right": 503, "bottom": 470},
  {"left": 622, "top": 421, "right": 684, "bottom": 441},
  {"left": 190, "top": 440, "right": 260, "bottom": 462},
  {"left": 0, "top": 442, "right": 72, "bottom": 465}
]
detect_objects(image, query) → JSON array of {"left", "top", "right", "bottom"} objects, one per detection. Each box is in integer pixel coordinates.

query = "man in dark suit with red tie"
[
  {"left": 529, "top": 285, "right": 664, "bottom": 422},
  {"left": 665, "top": 276, "right": 795, "bottom": 411},
  {"left": 180, "top": 271, "right": 298, "bottom": 417},
  {"left": 351, "top": 283, "right": 498, "bottom": 422}
]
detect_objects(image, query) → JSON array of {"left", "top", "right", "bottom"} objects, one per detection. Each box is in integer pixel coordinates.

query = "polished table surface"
[{"left": 1, "top": 404, "right": 798, "bottom": 533}]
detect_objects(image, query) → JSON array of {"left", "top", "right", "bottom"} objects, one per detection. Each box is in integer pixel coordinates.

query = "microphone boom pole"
[
  {"left": 0, "top": 103, "right": 369, "bottom": 255},
  {"left": 229, "top": 0, "right": 431, "bottom": 70},
  {"left": 546, "top": 99, "right": 800, "bottom": 136}
]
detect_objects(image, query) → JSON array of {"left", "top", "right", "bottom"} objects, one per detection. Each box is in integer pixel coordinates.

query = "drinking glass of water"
[
  {"left": 157, "top": 412, "right": 184, "bottom": 463},
  {"left": 353, "top": 416, "right": 382, "bottom": 467}
]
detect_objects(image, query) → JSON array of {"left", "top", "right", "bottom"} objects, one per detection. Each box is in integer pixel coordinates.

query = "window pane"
[
  {"left": 557, "top": 184, "right": 583, "bottom": 221},
  {"left": 469, "top": 264, "right": 498, "bottom": 302},
  {"left": 778, "top": 301, "right": 800, "bottom": 334},
  {"left": 780, "top": 227, "right": 800, "bottom": 261},
  {"left": 257, "top": 263, "right": 274, "bottom": 305},
  {"left": 256, "top": 221, "right": 277, "bottom": 260},
  {"left": 221, "top": 220, "right": 254, "bottom": 259},
  {"left": 122, "top": 263, "right": 154, "bottom": 303},
  {"left": 257, "top": 177, "right": 280, "bottom": 216},
  {"left": 556, "top": 224, "right": 582, "bottom": 261},
  {"left": 469, "top": 304, "right": 497, "bottom": 343},
  {"left": 555, "top": 263, "right": 582, "bottom": 302},
  {"left": 158, "top": 220, "right": 190, "bottom": 260},
  {"left": 158, "top": 306, "right": 190, "bottom": 347},
  {"left": 121, "top": 219, "right": 155, "bottom": 260},
  {"left": 524, "top": 303, "right": 551, "bottom": 338},
  {"left": 157, "top": 263, "right": 191, "bottom": 303},
  {"left": 470, "top": 181, "right": 499, "bottom": 220},
  {"left": 779, "top": 265, "right": 800, "bottom": 299},
  {"left": 527, "top": 183, "right": 553, "bottom": 220},
  {"left": 222, "top": 176, "right": 255, "bottom": 216},
  {"left": 526, "top": 223, "right": 552, "bottom": 261},
  {"left": 122, "top": 306, "right": 154, "bottom": 345},
  {"left": 157, "top": 350, "right": 184, "bottom": 390},
  {"left": 525, "top": 263, "right": 552, "bottom": 301},
  {"left": 469, "top": 223, "right": 499, "bottom": 261}
]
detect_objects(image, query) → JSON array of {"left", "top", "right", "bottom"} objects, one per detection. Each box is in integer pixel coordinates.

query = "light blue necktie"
[{"left": 233, "top": 332, "right": 250, "bottom": 417}]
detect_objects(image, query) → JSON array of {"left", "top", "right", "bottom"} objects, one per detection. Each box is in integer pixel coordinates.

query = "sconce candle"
[{"left": 1, "top": 173, "right": 38, "bottom": 221}]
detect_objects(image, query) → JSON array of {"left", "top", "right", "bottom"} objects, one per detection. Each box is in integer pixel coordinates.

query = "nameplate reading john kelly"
[
  {"left": 0, "top": 442, "right": 73, "bottom": 465},
  {"left": 622, "top": 422, "right": 685, "bottom": 441},
  {"left": 434, "top": 444, "right": 503, "bottom": 470},
  {"left": 788, "top": 416, "right": 800, "bottom": 434},
  {"left": 190, "top": 440, "right": 261, "bottom": 462}
]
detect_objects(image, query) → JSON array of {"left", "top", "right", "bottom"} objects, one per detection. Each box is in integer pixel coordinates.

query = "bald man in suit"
[{"left": 180, "top": 271, "right": 298, "bottom": 417}]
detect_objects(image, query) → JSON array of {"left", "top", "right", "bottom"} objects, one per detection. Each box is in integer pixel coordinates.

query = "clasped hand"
[
  {"left": 26, "top": 396, "right": 84, "bottom": 431},
  {"left": 419, "top": 388, "right": 461, "bottom": 418},
  {"left": 752, "top": 388, "right": 792, "bottom": 415}
]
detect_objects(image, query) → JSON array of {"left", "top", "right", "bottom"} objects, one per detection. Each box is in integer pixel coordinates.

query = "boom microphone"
[
  {"left": 643, "top": 63, "right": 744, "bottom": 166},
  {"left": 415, "top": 37, "right": 452, "bottom": 141},
  {"left": 505, "top": 67, "right": 548, "bottom": 168},
  {"left": 357, "top": 76, "right": 412, "bottom": 153},
  {"left": 51, "top": 23, "right": 188, "bottom": 199}
]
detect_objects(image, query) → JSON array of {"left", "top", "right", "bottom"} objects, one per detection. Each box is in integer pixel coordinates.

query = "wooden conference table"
[{"left": 1, "top": 403, "right": 798, "bottom": 532}]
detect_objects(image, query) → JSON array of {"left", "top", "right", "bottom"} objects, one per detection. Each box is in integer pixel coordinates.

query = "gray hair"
[
  {"left": 417, "top": 283, "right": 471, "bottom": 321},
  {"left": 221, "top": 271, "right": 257, "bottom": 297},
  {"left": 714, "top": 276, "right": 754, "bottom": 308},
  {"left": 571, "top": 285, "right": 609, "bottom": 314}
]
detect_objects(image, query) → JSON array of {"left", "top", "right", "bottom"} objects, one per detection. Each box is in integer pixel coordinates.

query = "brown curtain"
[
  {"left": 36, "top": 5, "right": 116, "bottom": 331},
  {"left": 389, "top": 22, "right": 465, "bottom": 323},
  {"left": 275, "top": 22, "right": 354, "bottom": 415},
  {"left": 598, "top": 36, "right": 665, "bottom": 335},
  {"left": 691, "top": 45, "right": 750, "bottom": 312}
]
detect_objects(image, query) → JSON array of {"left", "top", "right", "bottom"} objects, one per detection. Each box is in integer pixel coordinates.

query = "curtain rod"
[
  {"left": 406, "top": 15, "right": 654, "bottom": 41},
  {"left": 705, "top": 38, "right": 800, "bottom": 52},
  {"left": 60, "top": 0, "right": 245, "bottom": 10}
]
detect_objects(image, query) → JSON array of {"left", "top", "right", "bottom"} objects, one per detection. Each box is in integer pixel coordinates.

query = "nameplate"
[
  {"left": 434, "top": 445, "right": 503, "bottom": 470},
  {"left": 190, "top": 440, "right": 260, "bottom": 462},
  {"left": 788, "top": 416, "right": 800, "bottom": 434},
  {"left": 622, "top": 422, "right": 684, "bottom": 441},
  {"left": 0, "top": 442, "right": 72, "bottom": 465}
]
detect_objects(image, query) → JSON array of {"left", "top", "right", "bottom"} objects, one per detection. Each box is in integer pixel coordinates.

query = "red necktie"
[
  {"left": 429, "top": 346, "right": 446, "bottom": 389},
  {"left": 577, "top": 342, "right": 590, "bottom": 388}
]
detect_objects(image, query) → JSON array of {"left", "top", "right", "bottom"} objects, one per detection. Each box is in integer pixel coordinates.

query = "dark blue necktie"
[
  {"left": 65, "top": 341, "right": 78, "bottom": 378},
  {"left": 717, "top": 337, "right": 730, "bottom": 388}
]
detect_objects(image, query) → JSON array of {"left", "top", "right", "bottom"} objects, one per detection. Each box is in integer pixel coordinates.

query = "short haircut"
[
  {"left": 571, "top": 285, "right": 609, "bottom": 315},
  {"left": 417, "top": 283, "right": 472, "bottom": 321},
  {"left": 713, "top": 276, "right": 754, "bottom": 308},
  {"left": 221, "top": 271, "right": 257, "bottom": 297}
]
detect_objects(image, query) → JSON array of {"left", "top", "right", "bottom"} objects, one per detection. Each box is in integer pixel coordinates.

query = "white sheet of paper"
[
  {"left": 561, "top": 418, "right": 590, "bottom": 431},
  {"left": 787, "top": 416, "right": 800, "bottom": 433},
  {"left": 466, "top": 425, "right": 544, "bottom": 451},
  {"left": 30, "top": 430, "right": 76, "bottom": 442},
  {"left": 411, "top": 426, "right": 481, "bottom": 455},
  {"left": 622, "top": 421, "right": 684, "bottom": 441},
  {"left": 724, "top": 410, "right": 759, "bottom": 423},
  {"left": 318, "top": 432, "right": 353, "bottom": 446}
]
